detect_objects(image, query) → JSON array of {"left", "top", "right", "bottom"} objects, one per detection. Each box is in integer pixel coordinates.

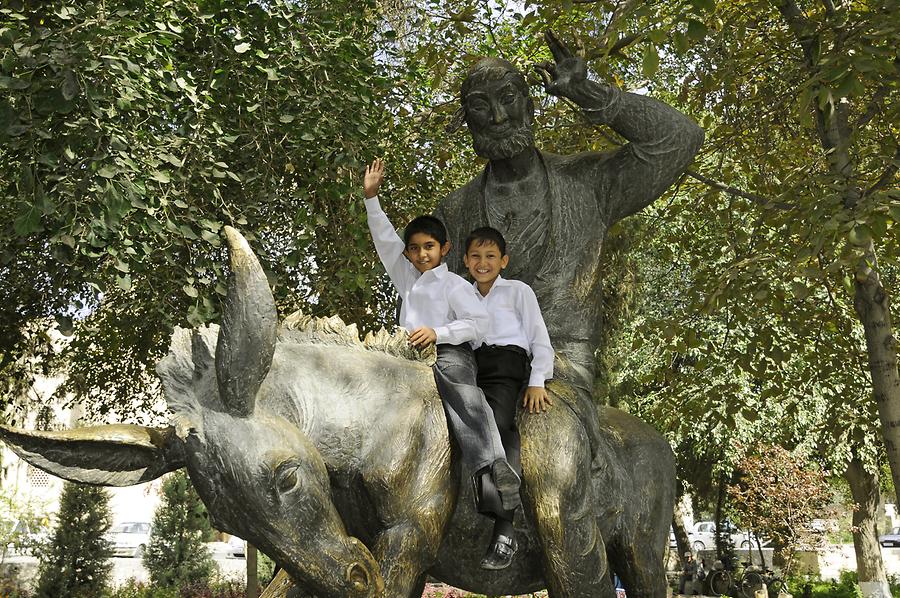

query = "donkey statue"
[{"left": 0, "top": 227, "right": 674, "bottom": 597}]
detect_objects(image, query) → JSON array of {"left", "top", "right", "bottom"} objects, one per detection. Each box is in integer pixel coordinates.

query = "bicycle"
[
  {"left": 706, "top": 565, "right": 733, "bottom": 596},
  {"left": 706, "top": 560, "right": 784, "bottom": 597},
  {"left": 739, "top": 563, "right": 784, "bottom": 597}
]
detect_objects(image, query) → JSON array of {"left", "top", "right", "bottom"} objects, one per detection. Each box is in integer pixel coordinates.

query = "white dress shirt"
[
  {"left": 365, "top": 196, "right": 488, "bottom": 345},
  {"left": 474, "top": 276, "right": 554, "bottom": 387}
]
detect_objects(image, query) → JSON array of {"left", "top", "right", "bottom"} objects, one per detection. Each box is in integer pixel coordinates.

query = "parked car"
[
  {"left": 227, "top": 534, "right": 246, "bottom": 558},
  {"left": 688, "top": 520, "right": 768, "bottom": 551},
  {"left": 107, "top": 521, "right": 151, "bottom": 557},
  {"left": 2, "top": 517, "right": 51, "bottom": 555},
  {"left": 879, "top": 527, "right": 900, "bottom": 547}
]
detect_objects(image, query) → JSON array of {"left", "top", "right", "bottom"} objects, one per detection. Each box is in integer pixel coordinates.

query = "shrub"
[
  {"left": 34, "top": 481, "right": 113, "bottom": 598},
  {"left": 104, "top": 578, "right": 245, "bottom": 598},
  {"left": 143, "top": 470, "right": 216, "bottom": 588}
]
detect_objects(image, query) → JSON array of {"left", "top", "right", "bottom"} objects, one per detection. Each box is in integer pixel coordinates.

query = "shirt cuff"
[
  {"left": 364, "top": 195, "right": 381, "bottom": 212},
  {"left": 433, "top": 326, "right": 449, "bottom": 344},
  {"left": 528, "top": 373, "right": 547, "bottom": 388}
]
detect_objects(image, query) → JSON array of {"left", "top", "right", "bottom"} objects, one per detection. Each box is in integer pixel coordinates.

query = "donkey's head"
[{"left": 0, "top": 227, "right": 383, "bottom": 597}]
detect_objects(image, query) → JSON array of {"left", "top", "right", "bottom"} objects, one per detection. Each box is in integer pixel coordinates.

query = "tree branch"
[
  {"left": 821, "top": 0, "right": 836, "bottom": 17},
  {"left": 856, "top": 61, "right": 897, "bottom": 128},
  {"left": 777, "top": 0, "right": 818, "bottom": 69},
  {"left": 864, "top": 147, "right": 900, "bottom": 197},
  {"left": 587, "top": 32, "right": 641, "bottom": 60},
  {"left": 686, "top": 170, "right": 793, "bottom": 210}
]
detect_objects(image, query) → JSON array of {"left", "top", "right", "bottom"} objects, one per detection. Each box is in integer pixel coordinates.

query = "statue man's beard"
[{"left": 470, "top": 125, "right": 535, "bottom": 160}]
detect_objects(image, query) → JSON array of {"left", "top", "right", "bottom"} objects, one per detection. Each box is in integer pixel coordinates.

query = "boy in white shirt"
[
  {"left": 361, "top": 159, "right": 523, "bottom": 555},
  {"left": 464, "top": 226, "right": 554, "bottom": 570}
]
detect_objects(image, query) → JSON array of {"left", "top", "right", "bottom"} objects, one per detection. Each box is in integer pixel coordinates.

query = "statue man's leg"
[{"left": 519, "top": 384, "right": 616, "bottom": 598}]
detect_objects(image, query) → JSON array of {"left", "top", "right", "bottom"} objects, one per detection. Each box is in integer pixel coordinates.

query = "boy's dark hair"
[
  {"left": 403, "top": 215, "right": 447, "bottom": 246},
  {"left": 465, "top": 226, "right": 507, "bottom": 255}
]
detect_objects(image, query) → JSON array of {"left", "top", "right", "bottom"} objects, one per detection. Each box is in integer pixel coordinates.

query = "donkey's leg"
[
  {"left": 608, "top": 539, "right": 668, "bottom": 598},
  {"left": 519, "top": 404, "right": 616, "bottom": 598},
  {"left": 366, "top": 423, "right": 457, "bottom": 598}
]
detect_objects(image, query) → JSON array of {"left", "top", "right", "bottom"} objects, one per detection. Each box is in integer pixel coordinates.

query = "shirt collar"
[
  {"left": 423, "top": 262, "right": 449, "bottom": 279},
  {"left": 472, "top": 274, "right": 509, "bottom": 294}
]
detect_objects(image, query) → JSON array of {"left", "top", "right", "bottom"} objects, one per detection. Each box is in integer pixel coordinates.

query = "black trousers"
[{"left": 474, "top": 345, "right": 529, "bottom": 479}]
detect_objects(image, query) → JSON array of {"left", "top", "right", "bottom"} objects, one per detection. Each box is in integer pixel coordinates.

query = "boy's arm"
[
  {"left": 518, "top": 284, "right": 554, "bottom": 387},
  {"left": 437, "top": 279, "right": 490, "bottom": 346},
  {"left": 362, "top": 160, "right": 417, "bottom": 293}
]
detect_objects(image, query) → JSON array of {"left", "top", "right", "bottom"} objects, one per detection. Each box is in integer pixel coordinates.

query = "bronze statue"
[
  {"left": 1, "top": 227, "right": 674, "bottom": 597},
  {"left": 430, "top": 33, "right": 703, "bottom": 593},
  {"left": 436, "top": 32, "right": 704, "bottom": 455}
]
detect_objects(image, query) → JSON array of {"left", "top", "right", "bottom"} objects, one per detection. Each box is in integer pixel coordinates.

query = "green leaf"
[
  {"left": 673, "top": 31, "right": 690, "bottom": 54},
  {"left": 98, "top": 165, "right": 117, "bottom": 178},
  {"left": 848, "top": 224, "right": 872, "bottom": 246},
  {"left": 642, "top": 44, "right": 660, "bottom": 78},
  {"left": 61, "top": 69, "right": 80, "bottom": 100},
  {"left": 234, "top": 42, "right": 251, "bottom": 54},
  {"left": 150, "top": 171, "right": 171, "bottom": 183},
  {"left": 790, "top": 281, "right": 809, "bottom": 300},
  {"left": 13, "top": 203, "right": 42, "bottom": 235},
  {"left": 116, "top": 274, "right": 132, "bottom": 291},
  {"left": 687, "top": 19, "right": 708, "bottom": 40},
  {"left": 0, "top": 76, "right": 30, "bottom": 90},
  {"left": 183, "top": 285, "right": 199, "bottom": 298}
]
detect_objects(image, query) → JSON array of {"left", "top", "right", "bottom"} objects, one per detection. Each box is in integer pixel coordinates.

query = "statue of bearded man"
[{"left": 435, "top": 32, "right": 704, "bottom": 459}]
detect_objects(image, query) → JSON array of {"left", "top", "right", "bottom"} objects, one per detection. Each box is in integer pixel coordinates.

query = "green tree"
[
  {"left": 143, "top": 470, "right": 215, "bottom": 589},
  {"left": 35, "top": 481, "right": 112, "bottom": 598},
  {"left": 0, "top": 0, "right": 394, "bottom": 416}
]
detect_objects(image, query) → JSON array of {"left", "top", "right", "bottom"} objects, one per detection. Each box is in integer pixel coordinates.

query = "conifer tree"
[
  {"left": 35, "top": 481, "right": 113, "bottom": 598},
  {"left": 144, "top": 470, "right": 216, "bottom": 588}
]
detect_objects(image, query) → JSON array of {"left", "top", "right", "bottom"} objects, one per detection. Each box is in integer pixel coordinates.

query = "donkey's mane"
[
  {"left": 281, "top": 310, "right": 435, "bottom": 366},
  {"left": 158, "top": 310, "right": 434, "bottom": 435}
]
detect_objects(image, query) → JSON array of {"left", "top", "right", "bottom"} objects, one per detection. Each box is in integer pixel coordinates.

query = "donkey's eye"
[{"left": 275, "top": 464, "right": 301, "bottom": 494}]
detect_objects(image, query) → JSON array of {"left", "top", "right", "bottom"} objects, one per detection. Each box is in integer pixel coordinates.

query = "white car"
[
  {"left": 879, "top": 527, "right": 900, "bottom": 547},
  {"left": 227, "top": 534, "right": 246, "bottom": 558},
  {"left": 688, "top": 521, "right": 767, "bottom": 551},
  {"left": 107, "top": 521, "right": 151, "bottom": 557}
]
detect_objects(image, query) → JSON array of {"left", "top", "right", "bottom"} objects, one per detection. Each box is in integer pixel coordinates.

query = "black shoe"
[
  {"left": 491, "top": 459, "right": 521, "bottom": 511},
  {"left": 480, "top": 533, "right": 518, "bottom": 570}
]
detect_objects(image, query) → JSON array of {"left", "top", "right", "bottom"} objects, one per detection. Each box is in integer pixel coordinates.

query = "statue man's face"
[{"left": 464, "top": 75, "right": 535, "bottom": 160}]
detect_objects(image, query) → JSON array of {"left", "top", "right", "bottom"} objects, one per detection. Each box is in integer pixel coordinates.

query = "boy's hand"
[
  {"left": 408, "top": 327, "right": 437, "bottom": 348},
  {"left": 363, "top": 158, "right": 384, "bottom": 199},
  {"left": 523, "top": 386, "right": 553, "bottom": 414}
]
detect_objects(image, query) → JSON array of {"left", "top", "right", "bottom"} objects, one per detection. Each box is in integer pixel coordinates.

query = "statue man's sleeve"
[{"left": 564, "top": 80, "right": 704, "bottom": 225}]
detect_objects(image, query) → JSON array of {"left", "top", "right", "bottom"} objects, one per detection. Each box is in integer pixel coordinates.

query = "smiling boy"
[
  {"left": 362, "top": 159, "right": 524, "bottom": 566},
  {"left": 464, "top": 226, "right": 554, "bottom": 569}
]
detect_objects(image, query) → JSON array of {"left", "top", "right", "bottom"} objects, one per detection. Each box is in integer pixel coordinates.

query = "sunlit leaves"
[{"left": 0, "top": 0, "right": 391, "bottom": 416}]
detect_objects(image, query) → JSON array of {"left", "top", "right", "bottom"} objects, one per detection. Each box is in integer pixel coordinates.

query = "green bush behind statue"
[
  {"left": 35, "top": 482, "right": 113, "bottom": 598},
  {"left": 144, "top": 470, "right": 216, "bottom": 588}
]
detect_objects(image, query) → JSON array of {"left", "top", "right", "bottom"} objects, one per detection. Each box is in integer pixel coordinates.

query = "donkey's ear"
[
  {"left": 0, "top": 424, "right": 185, "bottom": 486},
  {"left": 216, "top": 226, "right": 277, "bottom": 417}
]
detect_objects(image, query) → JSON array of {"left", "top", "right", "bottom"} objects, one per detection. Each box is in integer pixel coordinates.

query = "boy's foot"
[
  {"left": 480, "top": 533, "right": 517, "bottom": 570},
  {"left": 491, "top": 459, "right": 521, "bottom": 511}
]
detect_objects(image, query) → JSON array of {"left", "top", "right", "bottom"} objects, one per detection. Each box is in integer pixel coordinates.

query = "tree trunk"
[
  {"left": 845, "top": 455, "right": 891, "bottom": 598},
  {"left": 673, "top": 491, "right": 693, "bottom": 564},
  {"left": 854, "top": 250, "right": 900, "bottom": 499},
  {"left": 715, "top": 474, "right": 725, "bottom": 561}
]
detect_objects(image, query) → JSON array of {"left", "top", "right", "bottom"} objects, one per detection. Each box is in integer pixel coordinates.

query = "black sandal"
[{"left": 480, "top": 533, "right": 518, "bottom": 570}]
